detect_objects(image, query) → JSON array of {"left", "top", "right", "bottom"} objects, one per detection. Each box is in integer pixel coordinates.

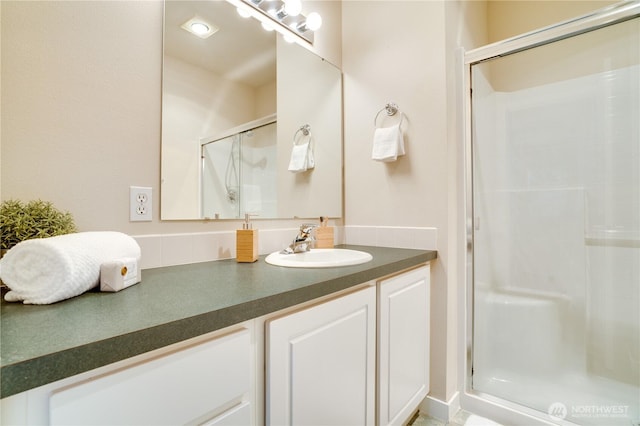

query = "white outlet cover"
[{"left": 130, "top": 186, "right": 152, "bottom": 222}]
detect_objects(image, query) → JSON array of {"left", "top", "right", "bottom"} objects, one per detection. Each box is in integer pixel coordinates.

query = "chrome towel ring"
[
  {"left": 294, "top": 124, "right": 311, "bottom": 143},
  {"left": 374, "top": 102, "right": 400, "bottom": 126},
  {"left": 374, "top": 102, "right": 404, "bottom": 127}
]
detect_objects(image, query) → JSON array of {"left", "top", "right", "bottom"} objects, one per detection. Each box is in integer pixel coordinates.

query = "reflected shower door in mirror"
[
  {"left": 161, "top": 0, "right": 342, "bottom": 220},
  {"left": 201, "top": 117, "right": 277, "bottom": 219}
]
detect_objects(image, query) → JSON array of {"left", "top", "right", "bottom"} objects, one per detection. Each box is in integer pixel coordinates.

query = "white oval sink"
[{"left": 265, "top": 248, "right": 373, "bottom": 268}]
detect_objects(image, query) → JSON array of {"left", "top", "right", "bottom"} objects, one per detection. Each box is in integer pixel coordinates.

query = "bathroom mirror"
[{"left": 161, "top": 0, "right": 342, "bottom": 220}]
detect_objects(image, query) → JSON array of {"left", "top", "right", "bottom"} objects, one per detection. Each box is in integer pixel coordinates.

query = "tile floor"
[{"left": 409, "top": 410, "right": 472, "bottom": 426}]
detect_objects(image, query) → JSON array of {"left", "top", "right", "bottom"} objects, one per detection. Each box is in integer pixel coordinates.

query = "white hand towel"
[
  {"left": 0, "top": 231, "right": 141, "bottom": 304},
  {"left": 288, "top": 139, "right": 315, "bottom": 173},
  {"left": 372, "top": 122, "right": 405, "bottom": 162}
]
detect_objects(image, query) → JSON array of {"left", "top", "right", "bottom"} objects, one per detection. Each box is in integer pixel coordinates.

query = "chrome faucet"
[{"left": 282, "top": 223, "right": 317, "bottom": 254}]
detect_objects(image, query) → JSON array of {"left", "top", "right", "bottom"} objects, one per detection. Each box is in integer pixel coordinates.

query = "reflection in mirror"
[
  {"left": 161, "top": 0, "right": 342, "bottom": 221},
  {"left": 275, "top": 38, "right": 342, "bottom": 219},
  {"left": 201, "top": 115, "right": 277, "bottom": 219}
]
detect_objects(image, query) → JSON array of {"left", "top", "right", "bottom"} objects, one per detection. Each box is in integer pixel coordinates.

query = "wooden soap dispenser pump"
[
  {"left": 236, "top": 213, "right": 259, "bottom": 263},
  {"left": 315, "top": 216, "right": 334, "bottom": 249}
]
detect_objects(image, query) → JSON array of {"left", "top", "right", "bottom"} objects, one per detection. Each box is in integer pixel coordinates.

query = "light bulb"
[
  {"left": 267, "top": 6, "right": 279, "bottom": 18},
  {"left": 283, "top": 33, "right": 296, "bottom": 43},
  {"left": 283, "top": 0, "right": 302, "bottom": 17},
  {"left": 190, "top": 22, "right": 210, "bottom": 35},
  {"left": 261, "top": 21, "right": 274, "bottom": 32},
  {"left": 306, "top": 12, "right": 322, "bottom": 31}
]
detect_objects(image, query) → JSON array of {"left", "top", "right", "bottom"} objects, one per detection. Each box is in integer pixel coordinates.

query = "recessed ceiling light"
[
  {"left": 181, "top": 16, "right": 219, "bottom": 39},
  {"left": 190, "top": 22, "right": 210, "bottom": 35}
]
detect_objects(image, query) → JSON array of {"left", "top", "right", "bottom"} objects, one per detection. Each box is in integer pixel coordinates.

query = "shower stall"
[
  {"left": 201, "top": 115, "right": 277, "bottom": 219},
  {"left": 465, "top": 3, "right": 639, "bottom": 425}
]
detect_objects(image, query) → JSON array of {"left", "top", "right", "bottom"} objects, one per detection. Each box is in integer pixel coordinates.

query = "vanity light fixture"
[
  {"left": 283, "top": 32, "right": 297, "bottom": 44},
  {"left": 181, "top": 16, "right": 219, "bottom": 39},
  {"left": 296, "top": 11, "right": 322, "bottom": 32},
  {"left": 261, "top": 21, "right": 275, "bottom": 32},
  {"left": 226, "top": 0, "right": 321, "bottom": 45},
  {"left": 273, "top": 0, "right": 302, "bottom": 20},
  {"left": 236, "top": 7, "right": 252, "bottom": 18}
]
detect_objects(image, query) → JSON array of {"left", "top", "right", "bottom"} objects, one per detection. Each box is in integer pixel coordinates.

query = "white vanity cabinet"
[
  {"left": 50, "top": 328, "right": 253, "bottom": 425},
  {"left": 2, "top": 326, "right": 256, "bottom": 425},
  {"left": 2, "top": 260, "right": 432, "bottom": 426},
  {"left": 266, "top": 285, "right": 377, "bottom": 426},
  {"left": 377, "top": 265, "right": 430, "bottom": 426}
]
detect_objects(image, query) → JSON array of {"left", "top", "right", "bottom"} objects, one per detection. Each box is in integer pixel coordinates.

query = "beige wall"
[
  {"left": 446, "top": 0, "right": 489, "bottom": 404},
  {"left": 487, "top": 0, "right": 617, "bottom": 43},
  {"left": 1, "top": 0, "right": 614, "bottom": 412},
  {"left": 342, "top": 0, "right": 452, "bottom": 400},
  {"left": 0, "top": 0, "right": 483, "bottom": 406},
  {"left": 342, "top": 0, "right": 489, "bottom": 403},
  {"left": 2, "top": 1, "right": 165, "bottom": 234},
  {"left": 0, "top": 0, "right": 341, "bottom": 235}
]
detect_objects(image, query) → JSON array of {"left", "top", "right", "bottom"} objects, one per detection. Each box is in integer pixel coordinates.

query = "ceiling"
[{"left": 164, "top": 0, "right": 277, "bottom": 88}]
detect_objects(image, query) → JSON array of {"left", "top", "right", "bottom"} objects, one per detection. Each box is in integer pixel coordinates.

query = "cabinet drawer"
[
  {"left": 50, "top": 328, "right": 251, "bottom": 425},
  {"left": 203, "top": 401, "right": 251, "bottom": 426}
]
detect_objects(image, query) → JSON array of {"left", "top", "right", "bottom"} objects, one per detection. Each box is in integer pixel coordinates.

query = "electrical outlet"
[{"left": 130, "top": 186, "right": 152, "bottom": 222}]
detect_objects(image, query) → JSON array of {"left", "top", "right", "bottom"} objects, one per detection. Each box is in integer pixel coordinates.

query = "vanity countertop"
[{"left": 0, "top": 245, "right": 436, "bottom": 398}]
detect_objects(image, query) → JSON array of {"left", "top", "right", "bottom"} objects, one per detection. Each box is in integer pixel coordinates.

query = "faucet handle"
[{"left": 296, "top": 223, "right": 317, "bottom": 241}]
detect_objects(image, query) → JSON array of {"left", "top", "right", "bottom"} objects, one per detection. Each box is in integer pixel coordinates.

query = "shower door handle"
[{"left": 466, "top": 218, "right": 474, "bottom": 250}]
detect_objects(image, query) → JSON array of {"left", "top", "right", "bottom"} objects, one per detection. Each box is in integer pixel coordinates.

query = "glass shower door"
[
  {"left": 201, "top": 134, "right": 242, "bottom": 219},
  {"left": 201, "top": 121, "right": 277, "bottom": 219},
  {"left": 470, "top": 16, "right": 639, "bottom": 425}
]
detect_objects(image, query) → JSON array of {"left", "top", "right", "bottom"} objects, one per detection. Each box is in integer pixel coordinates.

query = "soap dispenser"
[
  {"left": 236, "top": 213, "right": 258, "bottom": 263},
  {"left": 314, "top": 216, "right": 334, "bottom": 249}
]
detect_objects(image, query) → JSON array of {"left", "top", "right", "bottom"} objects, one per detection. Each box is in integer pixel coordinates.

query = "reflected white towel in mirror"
[{"left": 288, "top": 138, "right": 315, "bottom": 173}]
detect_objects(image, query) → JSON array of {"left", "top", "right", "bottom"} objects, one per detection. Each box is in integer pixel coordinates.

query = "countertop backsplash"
[{"left": 133, "top": 225, "right": 437, "bottom": 269}]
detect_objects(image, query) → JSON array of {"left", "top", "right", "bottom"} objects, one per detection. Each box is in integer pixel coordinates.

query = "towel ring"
[
  {"left": 374, "top": 103, "right": 404, "bottom": 127},
  {"left": 293, "top": 124, "right": 311, "bottom": 145}
]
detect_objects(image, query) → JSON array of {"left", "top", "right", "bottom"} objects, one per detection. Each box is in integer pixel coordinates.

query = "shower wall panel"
[{"left": 471, "top": 17, "right": 639, "bottom": 425}]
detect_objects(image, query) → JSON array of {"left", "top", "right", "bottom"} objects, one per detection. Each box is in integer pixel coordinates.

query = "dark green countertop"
[{"left": 0, "top": 245, "right": 436, "bottom": 398}]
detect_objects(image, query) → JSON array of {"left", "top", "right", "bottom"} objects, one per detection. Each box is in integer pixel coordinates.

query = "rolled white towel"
[{"left": 0, "top": 231, "right": 141, "bottom": 305}]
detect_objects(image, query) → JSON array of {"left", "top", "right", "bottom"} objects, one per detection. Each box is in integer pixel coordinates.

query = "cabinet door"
[
  {"left": 50, "top": 328, "right": 252, "bottom": 426},
  {"left": 204, "top": 401, "right": 251, "bottom": 426},
  {"left": 266, "top": 285, "right": 376, "bottom": 426},
  {"left": 378, "top": 265, "right": 430, "bottom": 426}
]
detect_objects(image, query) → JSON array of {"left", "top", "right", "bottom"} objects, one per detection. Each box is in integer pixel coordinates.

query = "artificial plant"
[{"left": 0, "top": 199, "right": 77, "bottom": 251}]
